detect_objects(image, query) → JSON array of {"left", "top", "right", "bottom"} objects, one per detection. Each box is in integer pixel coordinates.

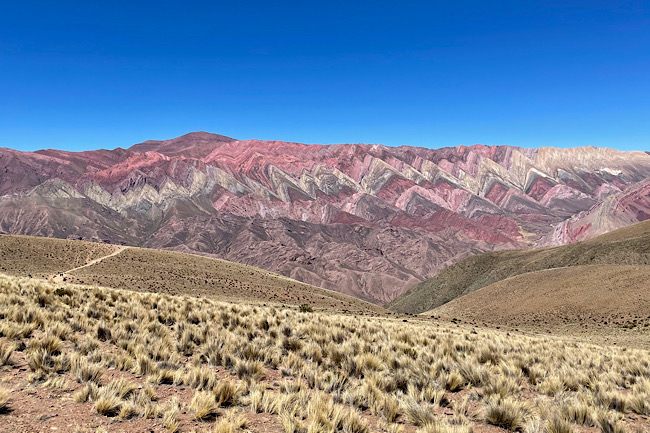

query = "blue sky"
[{"left": 0, "top": 1, "right": 648, "bottom": 152}]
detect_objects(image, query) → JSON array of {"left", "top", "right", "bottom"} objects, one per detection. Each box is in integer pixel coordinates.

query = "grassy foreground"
[{"left": 0, "top": 274, "right": 648, "bottom": 433}]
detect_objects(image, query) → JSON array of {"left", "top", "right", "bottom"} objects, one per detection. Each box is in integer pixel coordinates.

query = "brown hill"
[
  {"left": 432, "top": 264, "right": 650, "bottom": 321},
  {"left": 0, "top": 235, "right": 120, "bottom": 277},
  {"left": 429, "top": 264, "right": 650, "bottom": 348},
  {"left": 387, "top": 219, "right": 650, "bottom": 314},
  {"left": 0, "top": 234, "right": 384, "bottom": 313}
]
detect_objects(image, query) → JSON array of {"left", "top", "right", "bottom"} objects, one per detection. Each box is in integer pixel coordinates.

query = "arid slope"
[
  {"left": 430, "top": 265, "right": 650, "bottom": 348},
  {"left": 0, "top": 235, "right": 119, "bottom": 277},
  {"left": 0, "top": 234, "right": 383, "bottom": 313},
  {"left": 388, "top": 220, "right": 650, "bottom": 314}
]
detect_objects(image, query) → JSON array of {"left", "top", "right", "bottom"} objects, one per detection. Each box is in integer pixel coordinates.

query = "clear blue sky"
[{"left": 0, "top": 1, "right": 648, "bottom": 152}]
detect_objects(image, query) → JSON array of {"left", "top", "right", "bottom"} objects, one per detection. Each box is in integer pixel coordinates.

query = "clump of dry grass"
[
  {"left": 214, "top": 381, "right": 241, "bottom": 407},
  {"left": 190, "top": 391, "right": 219, "bottom": 420},
  {"left": 0, "top": 342, "right": 15, "bottom": 366},
  {"left": 545, "top": 414, "right": 575, "bottom": 433},
  {"left": 70, "top": 354, "right": 103, "bottom": 383},
  {"left": 484, "top": 397, "right": 531, "bottom": 431},
  {"left": 162, "top": 397, "right": 180, "bottom": 433},
  {"left": 72, "top": 383, "right": 97, "bottom": 403},
  {"left": 597, "top": 412, "right": 627, "bottom": 433},
  {"left": 403, "top": 397, "right": 436, "bottom": 426},
  {"left": 0, "top": 388, "right": 9, "bottom": 413},
  {"left": 42, "top": 374, "right": 70, "bottom": 391},
  {"left": 417, "top": 420, "right": 472, "bottom": 433},
  {"left": 94, "top": 394, "right": 122, "bottom": 417}
]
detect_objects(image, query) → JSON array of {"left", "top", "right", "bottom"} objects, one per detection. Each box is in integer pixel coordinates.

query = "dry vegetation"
[
  {"left": 0, "top": 234, "right": 384, "bottom": 314},
  {"left": 0, "top": 274, "right": 648, "bottom": 433},
  {"left": 429, "top": 264, "right": 650, "bottom": 349},
  {"left": 0, "top": 235, "right": 118, "bottom": 278}
]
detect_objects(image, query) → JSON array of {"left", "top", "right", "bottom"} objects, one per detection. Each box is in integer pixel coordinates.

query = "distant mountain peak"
[
  {"left": 129, "top": 131, "right": 236, "bottom": 158},
  {"left": 176, "top": 131, "right": 235, "bottom": 141}
]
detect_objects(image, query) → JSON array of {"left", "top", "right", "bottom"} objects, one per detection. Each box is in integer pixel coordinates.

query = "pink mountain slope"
[
  {"left": 539, "top": 178, "right": 650, "bottom": 246},
  {"left": 1, "top": 132, "right": 649, "bottom": 304}
]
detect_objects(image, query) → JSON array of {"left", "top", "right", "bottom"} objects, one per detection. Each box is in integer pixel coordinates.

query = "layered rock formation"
[
  {"left": 1, "top": 132, "right": 649, "bottom": 303},
  {"left": 539, "top": 179, "right": 650, "bottom": 246}
]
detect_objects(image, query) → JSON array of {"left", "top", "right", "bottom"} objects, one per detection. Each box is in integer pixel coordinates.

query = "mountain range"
[{"left": 1, "top": 132, "right": 649, "bottom": 304}]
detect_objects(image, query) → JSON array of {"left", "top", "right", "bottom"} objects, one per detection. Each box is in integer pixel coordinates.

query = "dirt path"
[{"left": 51, "top": 246, "right": 128, "bottom": 283}]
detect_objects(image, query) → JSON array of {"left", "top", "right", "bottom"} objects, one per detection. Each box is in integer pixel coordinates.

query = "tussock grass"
[
  {"left": 161, "top": 397, "right": 180, "bottom": 433},
  {"left": 484, "top": 397, "right": 531, "bottom": 431},
  {"left": 190, "top": 391, "right": 218, "bottom": 420},
  {"left": 94, "top": 394, "right": 122, "bottom": 417},
  {"left": 0, "top": 273, "right": 648, "bottom": 431},
  {"left": 214, "top": 381, "right": 241, "bottom": 407},
  {"left": 0, "top": 388, "right": 9, "bottom": 413},
  {"left": 545, "top": 414, "right": 575, "bottom": 433},
  {"left": 70, "top": 354, "right": 103, "bottom": 383},
  {"left": 0, "top": 342, "right": 15, "bottom": 366},
  {"left": 417, "top": 420, "right": 472, "bottom": 433}
]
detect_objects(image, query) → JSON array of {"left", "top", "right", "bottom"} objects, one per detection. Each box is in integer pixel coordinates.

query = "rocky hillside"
[
  {"left": 539, "top": 179, "right": 650, "bottom": 246},
  {"left": 1, "top": 132, "right": 649, "bottom": 303}
]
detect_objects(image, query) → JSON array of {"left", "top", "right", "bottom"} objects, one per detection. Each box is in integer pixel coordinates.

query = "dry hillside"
[
  {"left": 388, "top": 220, "right": 650, "bottom": 314},
  {"left": 0, "top": 235, "right": 119, "bottom": 278},
  {"left": 429, "top": 264, "right": 650, "bottom": 348},
  {"left": 0, "top": 234, "right": 384, "bottom": 314},
  {"left": 0, "top": 274, "right": 648, "bottom": 432}
]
